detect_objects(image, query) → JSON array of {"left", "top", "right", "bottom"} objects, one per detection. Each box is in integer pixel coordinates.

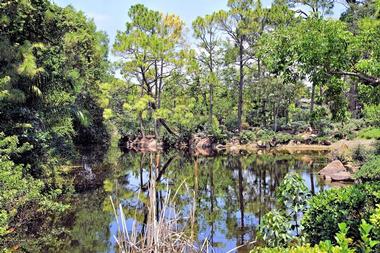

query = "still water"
[{"left": 31, "top": 149, "right": 332, "bottom": 252}]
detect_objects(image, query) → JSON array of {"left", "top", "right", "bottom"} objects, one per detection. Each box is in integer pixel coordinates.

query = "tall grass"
[{"left": 111, "top": 180, "right": 215, "bottom": 253}]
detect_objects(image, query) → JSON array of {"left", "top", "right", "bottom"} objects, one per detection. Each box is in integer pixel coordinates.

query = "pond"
[{"left": 28, "top": 149, "right": 333, "bottom": 252}]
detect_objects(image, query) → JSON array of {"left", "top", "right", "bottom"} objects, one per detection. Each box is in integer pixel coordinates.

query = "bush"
[
  {"left": 337, "top": 119, "right": 368, "bottom": 140},
  {"left": 258, "top": 173, "right": 310, "bottom": 247},
  {"left": 275, "top": 133, "right": 293, "bottom": 144},
  {"left": 302, "top": 183, "right": 380, "bottom": 245},
  {"left": 240, "top": 130, "right": 256, "bottom": 144},
  {"left": 357, "top": 127, "right": 380, "bottom": 140},
  {"left": 253, "top": 220, "right": 379, "bottom": 253},
  {"left": 363, "top": 104, "right": 380, "bottom": 126},
  {"left": 0, "top": 133, "right": 68, "bottom": 239},
  {"left": 257, "top": 129, "right": 276, "bottom": 142},
  {"left": 352, "top": 144, "right": 369, "bottom": 162},
  {"left": 354, "top": 156, "right": 380, "bottom": 182},
  {"left": 375, "top": 141, "right": 380, "bottom": 155},
  {"left": 289, "top": 121, "right": 310, "bottom": 133},
  {"left": 258, "top": 210, "right": 292, "bottom": 248}
]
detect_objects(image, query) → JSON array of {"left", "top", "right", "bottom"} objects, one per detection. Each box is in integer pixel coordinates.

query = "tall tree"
[
  {"left": 113, "top": 4, "right": 185, "bottom": 137},
  {"left": 215, "top": 0, "right": 263, "bottom": 131},
  {"left": 192, "top": 13, "right": 221, "bottom": 127}
]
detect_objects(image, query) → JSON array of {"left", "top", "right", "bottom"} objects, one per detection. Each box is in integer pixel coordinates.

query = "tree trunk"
[
  {"left": 238, "top": 38, "right": 244, "bottom": 132},
  {"left": 139, "top": 83, "right": 145, "bottom": 137},
  {"left": 154, "top": 61, "right": 159, "bottom": 138},
  {"left": 273, "top": 106, "right": 279, "bottom": 132},
  {"left": 348, "top": 83, "right": 358, "bottom": 118},
  {"left": 310, "top": 83, "right": 315, "bottom": 115},
  {"left": 209, "top": 50, "right": 214, "bottom": 127}
]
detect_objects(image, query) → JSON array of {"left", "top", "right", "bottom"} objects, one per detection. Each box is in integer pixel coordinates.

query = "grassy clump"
[
  {"left": 352, "top": 144, "right": 369, "bottom": 162},
  {"left": 357, "top": 127, "right": 380, "bottom": 140}
]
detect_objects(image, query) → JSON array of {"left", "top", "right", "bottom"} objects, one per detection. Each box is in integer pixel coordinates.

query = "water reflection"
[
  {"left": 9, "top": 150, "right": 329, "bottom": 252},
  {"left": 104, "top": 151, "right": 329, "bottom": 252}
]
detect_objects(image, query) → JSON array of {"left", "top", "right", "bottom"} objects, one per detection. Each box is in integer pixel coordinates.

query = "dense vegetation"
[
  {"left": 0, "top": 0, "right": 110, "bottom": 249},
  {"left": 104, "top": 0, "right": 380, "bottom": 143},
  {"left": 0, "top": 0, "right": 379, "bottom": 252}
]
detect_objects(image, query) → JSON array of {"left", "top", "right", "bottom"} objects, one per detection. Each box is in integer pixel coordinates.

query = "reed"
[{"left": 111, "top": 180, "right": 213, "bottom": 253}]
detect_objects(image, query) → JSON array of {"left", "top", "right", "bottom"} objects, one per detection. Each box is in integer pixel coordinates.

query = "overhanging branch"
[{"left": 331, "top": 70, "right": 380, "bottom": 86}]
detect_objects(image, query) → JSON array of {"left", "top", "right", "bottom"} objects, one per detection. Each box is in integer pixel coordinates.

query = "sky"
[
  {"left": 53, "top": 0, "right": 346, "bottom": 59},
  {"left": 53, "top": 0, "right": 234, "bottom": 46}
]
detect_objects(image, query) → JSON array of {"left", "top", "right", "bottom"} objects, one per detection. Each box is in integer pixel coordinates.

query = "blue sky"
[
  {"left": 53, "top": 0, "right": 234, "bottom": 45},
  {"left": 53, "top": 0, "right": 346, "bottom": 58}
]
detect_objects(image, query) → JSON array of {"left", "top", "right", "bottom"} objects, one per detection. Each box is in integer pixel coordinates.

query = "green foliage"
[
  {"left": 258, "top": 210, "right": 292, "bottom": 247},
  {"left": 375, "top": 141, "right": 380, "bottom": 155},
  {"left": 358, "top": 128, "right": 380, "bottom": 140},
  {"left": 0, "top": 133, "right": 67, "bottom": 237},
  {"left": 0, "top": 0, "right": 109, "bottom": 249},
  {"left": 354, "top": 155, "right": 380, "bottom": 182},
  {"left": 359, "top": 219, "right": 379, "bottom": 252},
  {"left": 240, "top": 130, "right": 256, "bottom": 144},
  {"left": 258, "top": 173, "right": 310, "bottom": 247},
  {"left": 275, "top": 133, "right": 293, "bottom": 144},
  {"left": 302, "top": 183, "right": 380, "bottom": 245},
  {"left": 276, "top": 173, "right": 311, "bottom": 217},
  {"left": 334, "top": 222, "right": 355, "bottom": 253},
  {"left": 256, "top": 129, "right": 276, "bottom": 142},
  {"left": 363, "top": 104, "right": 380, "bottom": 126},
  {"left": 352, "top": 144, "right": 369, "bottom": 162},
  {"left": 370, "top": 204, "right": 380, "bottom": 233},
  {"left": 253, "top": 220, "right": 380, "bottom": 253}
]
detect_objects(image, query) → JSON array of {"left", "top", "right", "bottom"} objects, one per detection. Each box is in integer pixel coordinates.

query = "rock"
[
  {"left": 318, "top": 160, "right": 347, "bottom": 177},
  {"left": 319, "top": 160, "right": 354, "bottom": 182},
  {"left": 288, "top": 140, "right": 295, "bottom": 146},
  {"left": 215, "top": 144, "right": 226, "bottom": 151},
  {"left": 257, "top": 140, "right": 267, "bottom": 148},
  {"left": 269, "top": 140, "right": 277, "bottom": 147},
  {"left": 330, "top": 171, "right": 353, "bottom": 182},
  {"left": 323, "top": 140, "right": 332, "bottom": 146},
  {"left": 345, "top": 162, "right": 359, "bottom": 173},
  {"left": 139, "top": 137, "right": 159, "bottom": 152}
]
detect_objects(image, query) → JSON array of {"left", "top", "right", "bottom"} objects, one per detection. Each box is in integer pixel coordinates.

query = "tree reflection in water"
[
  {"left": 107, "top": 151, "right": 329, "bottom": 252},
  {"left": 17, "top": 150, "right": 328, "bottom": 252}
]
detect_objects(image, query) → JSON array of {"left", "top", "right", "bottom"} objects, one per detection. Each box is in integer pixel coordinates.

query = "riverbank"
[{"left": 222, "top": 138, "right": 376, "bottom": 154}]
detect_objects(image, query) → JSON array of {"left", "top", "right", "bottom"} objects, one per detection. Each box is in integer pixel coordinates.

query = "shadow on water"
[{"left": 13, "top": 149, "right": 333, "bottom": 252}]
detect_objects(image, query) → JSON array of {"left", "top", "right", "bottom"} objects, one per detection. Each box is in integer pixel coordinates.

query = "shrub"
[
  {"left": 275, "top": 133, "right": 293, "bottom": 144},
  {"left": 0, "top": 133, "right": 68, "bottom": 241},
  {"left": 256, "top": 129, "right": 276, "bottom": 142},
  {"left": 370, "top": 204, "right": 380, "bottom": 233},
  {"left": 258, "top": 173, "right": 310, "bottom": 247},
  {"left": 252, "top": 220, "right": 379, "bottom": 253},
  {"left": 302, "top": 183, "right": 380, "bottom": 245},
  {"left": 338, "top": 120, "right": 368, "bottom": 140},
  {"left": 240, "top": 130, "right": 256, "bottom": 144},
  {"left": 363, "top": 104, "right": 380, "bottom": 126},
  {"left": 357, "top": 127, "right": 380, "bottom": 140},
  {"left": 258, "top": 210, "right": 292, "bottom": 247},
  {"left": 354, "top": 156, "right": 380, "bottom": 182},
  {"left": 276, "top": 173, "right": 311, "bottom": 221},
  {"left": 375, "top": 141, "right": 380, "bottom": 155},
  {"left": 352, "top": 144, "right": 369, "bottom": 162},
  {"left": 289, "top": 121, "right": 310, "bottom": 133}
]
